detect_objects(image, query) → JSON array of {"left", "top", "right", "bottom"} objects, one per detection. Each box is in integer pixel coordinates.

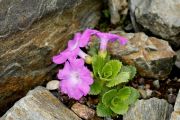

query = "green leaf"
[
  {"left": 89, "top": 79, "right": 104, "bottom": 95},
  {"left": 110, "top": 100, "right": 129, "bottom": 115},
  {"left": 129, "top": 66, "right": 136, "bottom": 80},
  {"left": 101, "top": 64, "right": 113, "bottom": 78},
  {"left": 121, "top": 66, "right": 136, "bottom": 80},
  {"left": 92, "top": 55, "right": 105, "bottom": 77},
  {"left": 97, "top": 103, "right": 113, "bottom": 117},
  {"left": 99, "top": 60, "right": 122, "bottom": 81},
  {"left": 117, "top": 87, "right": 131, "bottom": 101},
  {"left": 106, "top": 60, "right": 122, "bottom": 78},
  {"left": 127, "top": 87, "right": 140, "bottom": 104},
  {"left": 102, "top": 89, "right": 117, "bottom": 107},
  {"left": 106, "top": 72, "right": 130, "bottom": 87}
]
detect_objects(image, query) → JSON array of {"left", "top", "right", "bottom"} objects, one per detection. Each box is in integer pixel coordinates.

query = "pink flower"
[
  {"left": 79, "top": 28, "right": 99, "bottom": 47},
  {"left": 52, "top": 32, "right": 89, "bottom": 64},
  {"left": 58, "top": 58, "right": 93, "bottom": 100},
  {"left": 95, "top": 32, "right": 128, "bottom": 51}
]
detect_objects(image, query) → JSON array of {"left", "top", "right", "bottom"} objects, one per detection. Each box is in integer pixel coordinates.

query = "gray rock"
[
  {"left": 1, "top": 86, "right": 81, "bottom": 120},
  {"left": 175, "top": 50, "right": 180, "bottom": 69},
  {"left": 129, "top": 0, "right": 180, "bottom": 48},
  {"left": 170, "top": 89, "right": 180, "bottom": 120},
  {"left": 153, "top": 80, "right": 160, "bottom": 89},
  {"left": 174, "top": 91, "right": 180, "bottom": 111},
  {"left": 0, "top": 0, "right": 79, "bottom": 37},
  {"left": 123, "top": 98, "right": 173, "bottom": 120},
  {"left": 0, "top": 0, "right": 101, "bottom": 115},
  {"left": 108, "top": 32, "right": 176, "bottom": 79},
  {"left": 108, "top": 0, "right": 128, "bottom": 24}
]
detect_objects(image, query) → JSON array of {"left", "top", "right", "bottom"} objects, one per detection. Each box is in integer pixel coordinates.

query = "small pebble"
[
  {"left": 79, "top": 97, "right": 87, "bottom": 104},
  {"left": 146, "top": 89, "right": 153, "bottom": 98},
  {"left": 174, "top": 77, "right": 178, "bottom": 81},
  {"left": 168, "top": 88, "right": 173, "bottom": 94},
  {"left": 154, "top": 91, "right": 161, "bottom": 96},
  {"left": 138, "top": 89, "right": 147, "bottom": 99},
  {"left": 167, "top": 94, "right": 177, "bottom": 104},
  {"left": 145, "top": 84, "right": 151, "bottom": 89},
  {"left": 131, "top": 82, "right": 138, "bottom": 88},
  {"left": 166, "top": 79, "right": 171, "bottom": 84},
  {"left": 151, "top": 90, "right": 161, "bottom": 97},
  {"left": 138, "top": 78, "right": 145, "bottom": 85},
  {"left": 138, "top": 85, "right": 145, "bottom": 90},
  {"left": 46, "top": 80, "right": 59, "bottom": 90},
  {"left": 153, "top": 80, "right": 160, "bottom": 89},
  {"left": 71, "top": 102, "right": 95, "bottom": 120}
]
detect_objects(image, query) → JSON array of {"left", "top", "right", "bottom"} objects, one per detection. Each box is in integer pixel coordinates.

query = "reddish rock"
[
  {"left": 71, "top": 103, "right": 95, "bottom": 120},
  {"left": 108, "top": 32, "right": 176, "bottom": 79}
]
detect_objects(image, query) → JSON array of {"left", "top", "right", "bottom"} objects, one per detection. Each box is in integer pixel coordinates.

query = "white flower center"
[{"left": 70, "top": 71, "right": 80, "bottom": 85}]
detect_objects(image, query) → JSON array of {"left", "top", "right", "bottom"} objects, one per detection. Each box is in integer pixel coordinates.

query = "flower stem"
[{"left": 78, "top": 49, "right": 92, "bottom": 64}]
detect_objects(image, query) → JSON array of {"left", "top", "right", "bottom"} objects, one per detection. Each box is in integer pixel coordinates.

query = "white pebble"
[{"left": 46, "top": 80, "right": 60, "bottom": 90}]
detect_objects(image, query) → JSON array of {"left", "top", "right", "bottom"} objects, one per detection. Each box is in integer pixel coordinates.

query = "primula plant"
[{"left": 52, "top": 29, "right": 139, "bottom": 117}]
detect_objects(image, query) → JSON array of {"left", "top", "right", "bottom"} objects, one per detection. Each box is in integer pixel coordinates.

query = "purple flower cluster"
[{"left": 52, "top": 29, "right": 127, "bottom": 100}]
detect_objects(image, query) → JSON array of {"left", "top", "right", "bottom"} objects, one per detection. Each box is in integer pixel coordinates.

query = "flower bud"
[
  {"left": 98, "top": 50, "right": 107, "bottom": 58},
  {"left": 85, "top": 56, "right": 93, "bottom": 64}
]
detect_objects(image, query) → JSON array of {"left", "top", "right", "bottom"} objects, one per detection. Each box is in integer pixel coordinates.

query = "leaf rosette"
[{"left": 97, "top": 87, "right": 140, "bottom": 117}]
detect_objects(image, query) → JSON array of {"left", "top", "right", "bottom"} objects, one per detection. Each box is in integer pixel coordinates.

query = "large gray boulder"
[
  {"left": 0, "top": 0, "right": 101, "bottom": 115},
  {"left": 0, "top": 0, "right": 78, "bottom": 37},
  {"left": 129, "top": 0, "right": 180, "bottom": 48},
  {"left": 123, "top": 98, "right": 173, "bottom": 120},
  {"left": 108, "top": 32, "right": 176, "bottom": 79},
  {"left": 171, "top": 89, "right": 180, "bottom": 120},
  {"left": 1, "top": 86, "right": 81, "bottom": 120}
]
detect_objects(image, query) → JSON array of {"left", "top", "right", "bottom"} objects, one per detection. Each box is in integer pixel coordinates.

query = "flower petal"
[
  {"left": 68, "top": 88, "right": 84, "bottom": 100},
  {"left": 52, "top": 50, "right": 69, "bottom": 64},
  {"left": 69, "top": 58, "right": 85, "bottom": 69},
  {"left": 68, "top": 32, "right": 81, "bottom": 51},
  {"left": 95, "top": 32, "right": 128, "bottom": 51},
  {"left": 78, "top": 82, "right": 90, "bottom": 95},
  {"left": 118, "top": 36, "right": 128, "bottom": 45},
  {"left": 57, "top": 61, "right": 71, "bottom": 79},
  {"left": 58, "top": 58, "right": 93, "bottom": 100},
  {"left": 79, "top": 29, "right": 98, "bottom": 47}
]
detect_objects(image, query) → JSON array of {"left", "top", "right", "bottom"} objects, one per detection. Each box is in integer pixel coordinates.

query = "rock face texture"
[
  {"left": 0, "top": 0, "right": 78, "bottom": 37},
  {"left": 171, "top": 89, "right": 180, "bottom": 120},
  {"left": 129, "top": 0, "right": 180, "bottom": 48},
  {"left": 108, "top": 0, "right": 128, "bottom": 25},
  {"left": 175, "top": 50, "right": 180, "bottom": 69},
  {"left": 108, "top": 32, "right": 176, "bottom": 79},
  {"left": 123, "top": 98, "right": 173, "bottom": 120},
  {"left": 0, "top": 0, "right": 101, "bottom": 115},
  {"left": 1, "top": 86, "right": 81, "bottom": 120}
]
